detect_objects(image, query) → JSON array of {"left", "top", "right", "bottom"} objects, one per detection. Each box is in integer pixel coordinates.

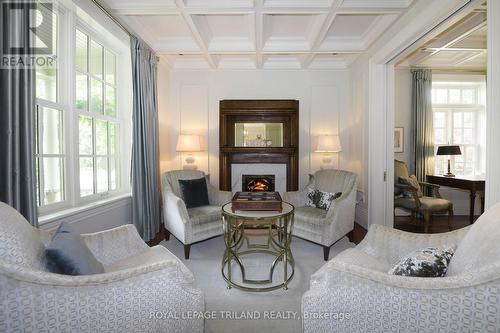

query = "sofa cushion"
[
  {"left": 179, "top": 177, "right": 209, "bottom": 208},
  {"left": 188, "top": 205, "right": 222, "bottom": 225},
  {"left": 394, "top": 196, "right": 450, "bottom": 211},
  {"left": 447, "top": 202, "right": 500, "bottom": 275},
  {"left": 294, "top": 206, "right": 327, "bottom": 226},
  {"left": 45, "top": 222, "right": 104, "bottom": 275},
  {"left": 334, "top": 248, "right": 391, "bottom": 273},
  {"left": 105, "top": 246, "right": 176, "bottom": 273},
  {"left": 305, "top": 188, "right": 342, "bottom": 210},
  {"left": 388, "top": 247, "right": 455, "bottom": 277}
]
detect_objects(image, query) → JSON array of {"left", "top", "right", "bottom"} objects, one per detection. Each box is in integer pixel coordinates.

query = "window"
[
  {"left": 432, "top": 79, "right": 486, "bottom": 177},
  {"left": 75, "top": 29, "right": 119, "bottom": 198},
  {"left": 34, "top": 3, "right": 131, "bottom": 216}
]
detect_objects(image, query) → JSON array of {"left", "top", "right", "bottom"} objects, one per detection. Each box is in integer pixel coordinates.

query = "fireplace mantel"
[{"left": 219, "top": 100, "right": 299, "bottom": 191}]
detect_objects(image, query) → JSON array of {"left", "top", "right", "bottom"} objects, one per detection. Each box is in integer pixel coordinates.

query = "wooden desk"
[{"left": 426, "top": 175, "right": 485, "bottom": 224}]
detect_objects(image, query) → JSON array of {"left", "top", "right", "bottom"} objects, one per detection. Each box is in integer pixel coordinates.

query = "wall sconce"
[
  {"left": 315, "top": 135, "right": 342, "bottom": 170},
  {"left": 176, "top": 134, "right": 203, "bottom": 170}
]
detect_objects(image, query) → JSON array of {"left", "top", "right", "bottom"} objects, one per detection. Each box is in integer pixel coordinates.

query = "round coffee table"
[{"left": 221, "top": 202, "right": 295, "bottom": 292}]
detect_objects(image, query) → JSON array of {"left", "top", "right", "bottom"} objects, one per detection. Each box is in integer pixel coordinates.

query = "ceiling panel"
[{"left": 101, "top": 0, "right": 413, "bottom": 69}]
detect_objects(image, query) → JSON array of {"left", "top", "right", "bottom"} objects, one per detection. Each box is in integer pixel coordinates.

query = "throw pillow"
[
  {"left": 179, "top": 177, "right": 210, "bottom": 208},
  {"left": 399, "top": 175, "right": 423, "bottom": 197},
  {"left": 388, "top": 247, "right": 455, "bottom": 277},
  {"left": 45, "top": 222, "right": 105, "bottom": 275},
  {"left": 305, "top": 188, "right": 342, "bottom": 210}
]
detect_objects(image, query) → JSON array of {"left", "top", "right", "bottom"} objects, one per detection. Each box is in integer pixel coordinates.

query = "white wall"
[{"left": 158, "top": 70, "right": 354, "bottom": 191}]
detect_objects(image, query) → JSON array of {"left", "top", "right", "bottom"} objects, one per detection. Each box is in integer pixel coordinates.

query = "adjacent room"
[{"left": 1, "top": 0, "right": 499, "bottom": 332}]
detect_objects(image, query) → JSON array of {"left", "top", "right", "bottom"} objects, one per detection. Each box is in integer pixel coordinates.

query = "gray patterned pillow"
[
  {"left": 388, "top": 247, "right": 455, "bottom": 277},
  {"left": 306, "top": 188, "right": 342, "bottom": 210}
]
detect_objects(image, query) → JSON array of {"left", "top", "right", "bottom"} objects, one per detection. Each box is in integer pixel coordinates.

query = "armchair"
[
  {"left": 394, "top": 159, "right": 453, "bottom": 233},
  {"left": 283, "top": 169, "right": 357, "bottom": 260},
  {"left": 162, "top": 170, "right": 232, "bottom": 259},
  {"left": 0, "top": 202, "right": 204, "bottom": 333},
  {"left": 302, "top": 202, "right": 500, "bottom": 332}
]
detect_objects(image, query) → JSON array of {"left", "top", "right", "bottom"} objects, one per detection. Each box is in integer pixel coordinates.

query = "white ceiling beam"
[
  {"left": 454, "top": 51, "right": 486, "bottom": 66},
  {"left": 428, "top": 12, "right": 486, "bottom": 48},
  {"left": 175, "top": 0, "right": 217, "bottom": 69}
]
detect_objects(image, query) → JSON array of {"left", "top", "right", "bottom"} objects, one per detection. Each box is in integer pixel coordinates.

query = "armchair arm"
[
  {"left": 0, "top": 256, "right": 177, "bottom": 287},
  {"left": 163, "top": 190, "right": 190, "bottom": 224},
  {"left": 207, "top": 183, "right": 232, "bottom": 206},
  {"left": 82, "top": 224, "right": 148, "bottom": 266},
  {"left": 419, "top": 181, "right": 442, "bottom": 198},
  {"left": 283, "top": 190, "right": 307, "bottom": 207},
  {"left": 356, "top": 224, "right": 470, "bottom": 265}
]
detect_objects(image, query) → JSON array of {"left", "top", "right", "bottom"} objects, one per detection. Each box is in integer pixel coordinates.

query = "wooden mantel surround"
[{"left": 219, "top": 100, "right": 299, "bottom": 192}]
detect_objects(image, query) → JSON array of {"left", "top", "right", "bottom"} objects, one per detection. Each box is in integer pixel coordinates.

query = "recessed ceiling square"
[
  {"left": 183, "top": 0, "right": 254, "bottom": 8},
  {"left": 217, "top": 55, "right": 256, "bottom": 69},
  {"left": 263, "top": 54, "right": 304, "bottom": 69},
  {"left": 131, "top": 15, "right": 192, "bottom": 38},
  {"left": 263, "top": 14, "right": 326, "bottom": 51},
  {"left": 192, "top": 14, "right": 254, "bottom": 52},
  {"left": 327, "top": 14, "right": 379, "bottom": 38},
  {"left": 263, "top": 0, "right": 333, "bottom": 8}
]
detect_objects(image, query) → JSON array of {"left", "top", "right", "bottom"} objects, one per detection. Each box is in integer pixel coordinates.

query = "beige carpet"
[{"left": 161, "top": 235, "right": 354, "bottom": 333}]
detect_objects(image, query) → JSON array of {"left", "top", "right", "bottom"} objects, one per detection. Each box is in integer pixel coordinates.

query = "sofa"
[
  {"left": 302, "top": 202, "right": 500, "bottom": 332},
  {"left": 0, "top": 202, "right": 204, "bottom": 333}
]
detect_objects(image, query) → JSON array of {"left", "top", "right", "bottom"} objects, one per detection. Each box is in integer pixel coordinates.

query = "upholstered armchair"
[
  {"left": 162, "top": 170, "right": 232, "bottom": 259},
  {"left": 283, "top": 169, "right": 357, "bottom": 260},
  {"left": 302, "top": 202, "right": 500, "bottom": 333},
  {"left": 0, "top": 202, "right": 204, "bottom": 333},
  {"left": 394, "top": 159, "right": 453, "bottom": 233}
]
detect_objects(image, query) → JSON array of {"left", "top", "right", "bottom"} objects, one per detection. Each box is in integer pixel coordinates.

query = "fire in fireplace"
[{"left": 242, "top": 175, "right": 275, "bottom": 192}]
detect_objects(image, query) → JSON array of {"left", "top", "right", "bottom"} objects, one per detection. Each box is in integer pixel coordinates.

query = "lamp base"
[
  {"left": 183, "top": 155, "right": 198, "bottom": 170},
  {"left": 443, "top": 172, "right": 455, "bottom": 177}
]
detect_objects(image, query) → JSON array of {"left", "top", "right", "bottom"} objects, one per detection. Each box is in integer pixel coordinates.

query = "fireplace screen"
[{"left": 242, "top": 175, "right": 275, "bottom": 192}]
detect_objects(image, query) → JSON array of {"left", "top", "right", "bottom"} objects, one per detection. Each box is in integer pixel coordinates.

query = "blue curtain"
[
  {"left": 410, "top": 69, "right": 434, "bottom": 182},
  {"left": 130, "top": 37, "right": 161, "bottom": 241},
  {"left": 0, "top": 2, "right": 38, "bottom": 227}
]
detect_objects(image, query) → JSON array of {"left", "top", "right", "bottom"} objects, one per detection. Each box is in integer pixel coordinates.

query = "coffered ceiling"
[
  {"left": 100, "top": 0, "right": 415, "bottom": 70},
  {"left": 397, "top": 7, "right": 487, "bottom": 71}
]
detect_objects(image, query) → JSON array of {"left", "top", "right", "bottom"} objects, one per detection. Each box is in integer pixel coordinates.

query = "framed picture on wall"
[{"left": 394, "top": 127, "right": 404, "bottom": 153}]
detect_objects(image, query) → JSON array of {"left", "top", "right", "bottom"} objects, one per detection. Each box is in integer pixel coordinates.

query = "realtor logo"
[{"left": 1, "top": 1, "right": 55, "bottom": 68}]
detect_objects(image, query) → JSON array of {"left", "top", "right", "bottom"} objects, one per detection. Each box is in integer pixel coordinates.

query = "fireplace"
[{"left": 242, "top": 175, "right": 275, "bottom": 192}]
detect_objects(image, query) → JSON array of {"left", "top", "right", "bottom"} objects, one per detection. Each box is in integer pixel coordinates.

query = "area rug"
[{"left": 160, "top": 235, "right": 354, "bottom": 333}]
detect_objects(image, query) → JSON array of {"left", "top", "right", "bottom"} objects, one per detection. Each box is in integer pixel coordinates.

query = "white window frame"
[
  {"left": 37, "top": 1, "right": 131, "bottom": 217},
  {"left": 432, "top": 79, "right": 486, "bottom": 177}
]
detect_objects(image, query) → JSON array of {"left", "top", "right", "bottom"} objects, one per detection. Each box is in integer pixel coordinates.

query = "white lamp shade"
[
  {"left": 176, "top": 135, "right": 202, "bottom": 152},
  {"left": 315, "top": 135, "right": 342, "bottom": 153}
]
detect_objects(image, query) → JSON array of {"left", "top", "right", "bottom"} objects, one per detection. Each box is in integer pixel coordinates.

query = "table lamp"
[
  {"left": 436, "top": 145, "right": 461, "bottom": 177},
  {"left": 315, "top": 135, "right": 342, "bottom": 169},
  {"left": 176, "top": 134, "right": 202, "bottom": 170}
]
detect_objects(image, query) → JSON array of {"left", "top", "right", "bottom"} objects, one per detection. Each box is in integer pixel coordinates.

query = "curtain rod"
[{"left": 90, "top": 0, "right": 160, "bottom": 62}]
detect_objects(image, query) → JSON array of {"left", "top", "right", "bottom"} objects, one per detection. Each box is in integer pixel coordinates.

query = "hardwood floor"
[{"left": 394, "top": 214, "right": 472, "bottom": 234}]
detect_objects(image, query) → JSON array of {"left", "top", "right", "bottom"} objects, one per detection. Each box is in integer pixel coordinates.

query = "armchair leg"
[
  {"left": 347, "top": 230, "right": 354, "bottom": 243},
  {"left": 323, "top": 245, "right": 331, "bottom": 261},
  {"left": 184, "top": 244, "right": 191, "bottom": 260},
  {"left": 448, "top": 206, "right": 454, "bottom": 231},
  {"left": 165, "top": 228, "right": 170, "bottom": 241},
  {"left": 424, "top": 212, "right": 431, "bottom": 234}
]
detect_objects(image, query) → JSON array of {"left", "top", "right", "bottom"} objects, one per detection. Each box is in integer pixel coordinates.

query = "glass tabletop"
[{"left": 222, "top": 201, "right": 294, "bottom": 220}]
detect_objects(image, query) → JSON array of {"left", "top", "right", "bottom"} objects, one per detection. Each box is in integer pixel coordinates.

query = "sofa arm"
[
  {"left": 283, "top": 190, "right": 306, "bottom": 207},
  {"left": 302, "top": 266, "right": 500, "bottom": 333},
  {"left": 0, "top": 256, "right": 177, "bottom": 287},
  {"left": 356, "top": 224, "right": 470, "bottom": 265},
  {"left": 81, "top": 224, "right": 148, "bottom": 265}
]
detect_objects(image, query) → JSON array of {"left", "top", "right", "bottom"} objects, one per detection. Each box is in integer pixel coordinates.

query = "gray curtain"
[
  {"left": 0, "top": 3, "right": 38, "bottom": 227},
  {"left": 410, "top": 69, "right": 434, "bottom": 181},
  {"left": 130, "top": 36, "right": 161, "bottom": 241}
]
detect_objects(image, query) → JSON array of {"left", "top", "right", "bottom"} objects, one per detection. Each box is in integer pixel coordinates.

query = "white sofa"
[
  {"left": 302, "top": 202, "right": 500, "bottom": 333},
  {"left": 162, "top": 170, "right": 232, "bottom": 259},
  {"left": 284, "top": 169, "right": 357, "bottom": 260},
  {"left": 0, "top": 202, "right": 204, "bottom": 333}
]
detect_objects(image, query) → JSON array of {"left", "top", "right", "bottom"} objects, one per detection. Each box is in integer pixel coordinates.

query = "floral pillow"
[
  {"left": 388, "top": 247, "right": 455, "bottom": 277},
  {"left": 306, "top": 188, "right": 342, "bottom": 210}
]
